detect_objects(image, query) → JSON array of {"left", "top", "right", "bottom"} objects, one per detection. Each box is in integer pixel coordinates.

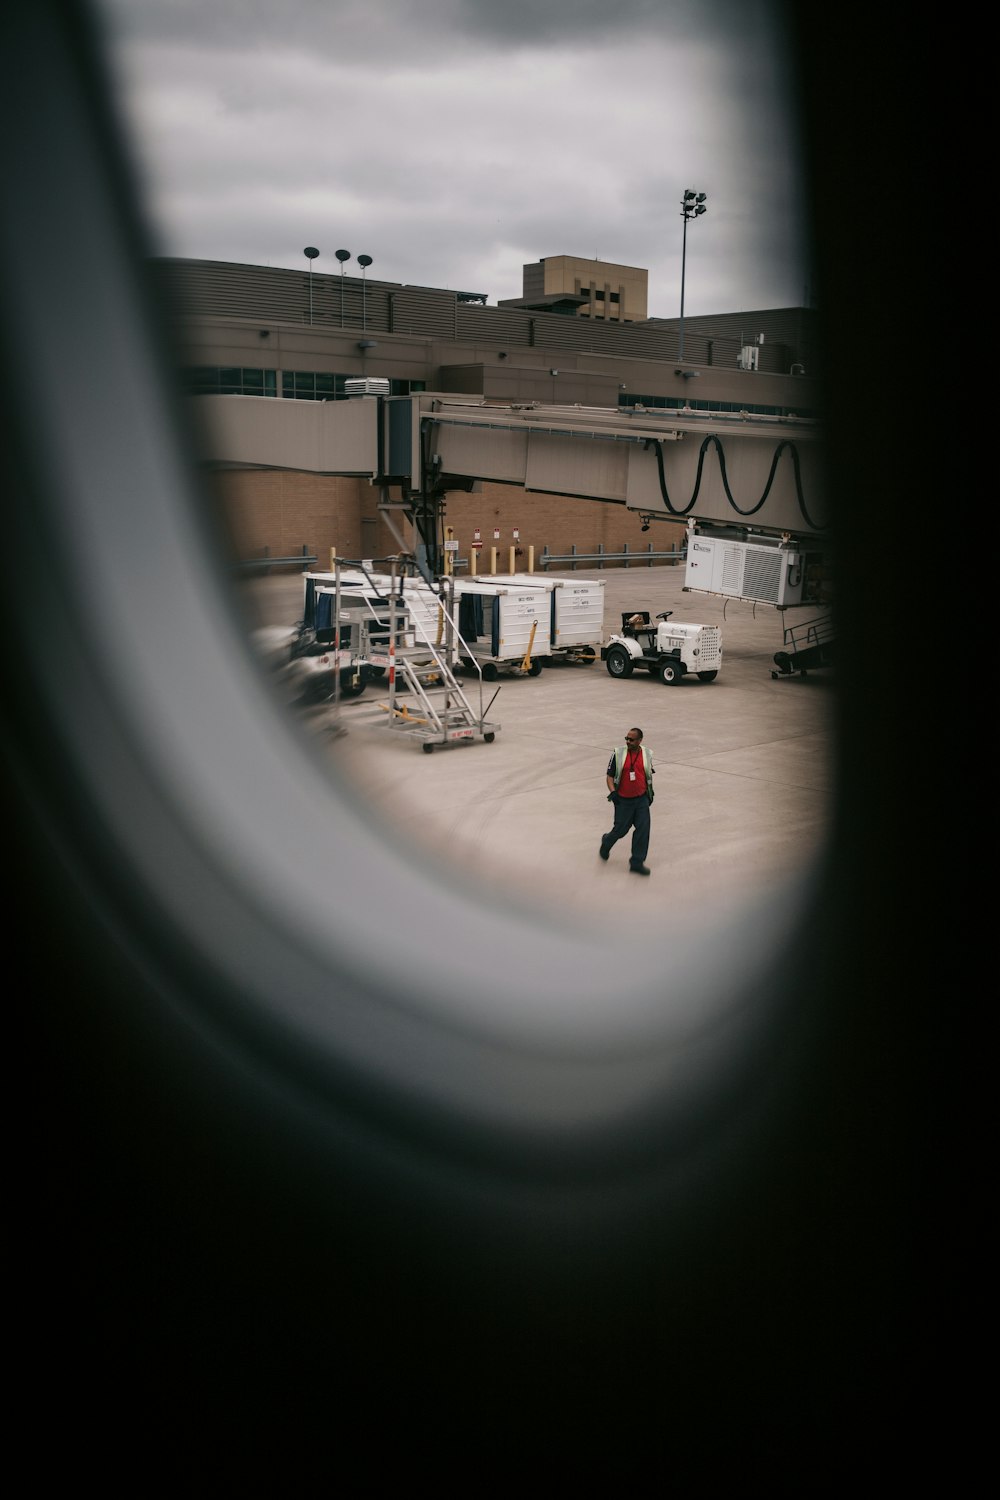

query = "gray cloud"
[
  {"left": 97, "top": 0, "right": 766, "bottom": 57},
  {"left": 93, "top": 0, "right": 808, "bottom": 314}
]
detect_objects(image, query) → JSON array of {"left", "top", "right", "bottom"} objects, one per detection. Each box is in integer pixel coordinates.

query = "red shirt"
[{"left": 609, "top": 746, "right": 647, "bottom": 799}]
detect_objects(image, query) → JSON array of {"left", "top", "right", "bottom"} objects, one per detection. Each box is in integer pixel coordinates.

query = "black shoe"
[
  {"left": 599, "top": 843, "right": 610, "bottom": 861},
  {"left": 629, "top": 863, "right": 651, "bottom": 876}
]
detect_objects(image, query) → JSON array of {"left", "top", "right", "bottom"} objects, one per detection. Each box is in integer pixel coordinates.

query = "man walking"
[{"left": 600, "top": 726, "right": 654, "bottom": 875}]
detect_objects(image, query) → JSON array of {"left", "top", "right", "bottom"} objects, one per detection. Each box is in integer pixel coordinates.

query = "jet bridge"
[
  {"left": 195, "top": 390, "right": 827, "bottom": 578},
  {"left": 384, "top": 394, "right": 826, "bottom": 567}
]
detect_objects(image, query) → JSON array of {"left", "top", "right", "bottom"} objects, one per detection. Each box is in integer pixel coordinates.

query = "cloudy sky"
[{"left": 92, "top": 0, "right": 810, "bottom": 318}]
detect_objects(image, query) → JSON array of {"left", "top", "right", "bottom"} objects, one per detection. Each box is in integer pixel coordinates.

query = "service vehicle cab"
[{"left": 600, "top": 611, "right": 722, "bottom": 685}]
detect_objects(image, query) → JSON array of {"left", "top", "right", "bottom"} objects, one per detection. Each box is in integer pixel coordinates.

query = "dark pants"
[{"left": 602, "top": 793, "right": 651, "bottom": 868}]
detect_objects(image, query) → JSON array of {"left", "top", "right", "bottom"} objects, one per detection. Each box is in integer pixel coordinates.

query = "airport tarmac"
[{"left": 238, "top": 562, "right": 834, "bottom": 935}]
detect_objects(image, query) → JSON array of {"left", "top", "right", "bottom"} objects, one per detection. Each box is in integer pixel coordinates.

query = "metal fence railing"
[
  {"left": 237, "top": 546, "right": 317, "bottom": 573},
  {"left": 539, "top": 543, "right": 687, "bottom": 570},
  {"left": 237, "top": 542, "right": 687, "bottom": 574}
]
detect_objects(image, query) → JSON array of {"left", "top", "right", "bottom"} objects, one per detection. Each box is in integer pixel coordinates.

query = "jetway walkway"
[
  {"left": 398, "top": 395, "right": 826, "bottom": 539},
  {"left": 196, "top": 390, "right": 828, "bottom": 572}
]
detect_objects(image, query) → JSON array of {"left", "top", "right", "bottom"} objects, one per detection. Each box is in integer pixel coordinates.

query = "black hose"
[{"left": 645, "top": 435, "right": 827, "bottom": 532}]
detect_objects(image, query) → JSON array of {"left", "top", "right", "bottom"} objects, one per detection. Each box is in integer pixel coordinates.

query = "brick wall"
[
  {"left": 212, "top": 470, "right": 686, "bottom": 570},
  {"left": 442, "top": 482, "right": 686, "bottom": 567}
]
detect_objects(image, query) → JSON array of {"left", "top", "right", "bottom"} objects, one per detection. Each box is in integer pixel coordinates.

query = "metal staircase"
[
  {"left": 771, "top": 611, "right": 834, "bottom": 678},
  {"left": 325, "top": 562, "right": 501, "bottom": 752}
]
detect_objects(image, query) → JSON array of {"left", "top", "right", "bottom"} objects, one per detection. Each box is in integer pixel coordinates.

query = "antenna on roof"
[
  {"left": 335, "top": 249, "right": 350, "bottom": 326},
  {"left": 303, "top": 246, "right": 319, "bottom": 324},
  {"left": 357, "top": 254, "right": 373, "bottom": 332}
]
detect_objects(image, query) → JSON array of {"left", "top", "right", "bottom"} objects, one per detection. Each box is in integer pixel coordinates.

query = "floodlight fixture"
[{"left": 678, "top": 187, "right": 708, "bottom": 361}]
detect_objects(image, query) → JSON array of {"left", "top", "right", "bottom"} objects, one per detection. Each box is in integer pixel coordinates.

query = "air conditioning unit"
[
  {"left": 684, "top": 535, "right": 806, "bottom": 606},
  {"left": 345, "top": 377, "right": 390, "bottom": 397}
]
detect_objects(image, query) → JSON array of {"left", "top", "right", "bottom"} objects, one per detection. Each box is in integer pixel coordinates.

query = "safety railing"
[
  {"left": 238, "top": 543, "right": 687, "bottom": 574},
  {"left": 237, "top": 545, "right": 317, "bottom": 572},
  {"left": 539, "top": 542, "right": 687, "bottom": 570},
  {"left": 781, "top": 612, "right": 834, "bottom": 653}
]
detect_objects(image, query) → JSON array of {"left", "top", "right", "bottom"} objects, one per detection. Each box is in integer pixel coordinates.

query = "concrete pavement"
[{"left": 240, "top": 563, "right": 833, "bottom": 936}]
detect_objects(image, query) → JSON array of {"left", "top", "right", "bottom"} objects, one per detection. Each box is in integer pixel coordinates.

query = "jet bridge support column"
[
  {"left": 377, "top": 481, "right": 443, "bottom": 585},
  {"left": 409, "top": 483, "right": 446, "bottom": 582}
]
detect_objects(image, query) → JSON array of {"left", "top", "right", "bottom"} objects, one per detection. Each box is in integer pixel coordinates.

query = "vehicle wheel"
[
  {"left": 338, "top": 670, "right": 365, "bottom": 698},
  {"left": 367, "top": 665, "right": 386, "bottom": 679},
  {"left": 482, "top": 662, "right": 498, "bottom": 682},
  {"left": 422, "top": 742, "right": 435, "bottom": 754},
  {"left": 658, "top": 660, "right": 685, "bottom": 685},
  {"left": 528, "top": 658, "right": 543, "bottom": 677},
  {"left": 605, "top": 645, "right": 633, "bottom": 679},
  {"left": 697, "top": 670, "right": 718, "bottom": 683},
  {"left": 483, "top": 732, "right": 495, "bottom": 743}
]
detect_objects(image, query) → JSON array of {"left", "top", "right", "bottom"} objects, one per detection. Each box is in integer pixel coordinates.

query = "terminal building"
[
  {"left": 150, "top": 254, "right": 821, "bottom": 571},
  {"left": 497, "top": 254, "right": 651, "bottom": 322}
]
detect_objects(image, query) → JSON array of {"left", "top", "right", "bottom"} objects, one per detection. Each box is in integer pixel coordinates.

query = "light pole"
[
  {"left": 678, "top": 189, "right": 707, "bottom": 361},
  {"left": 357, "top": 254, "right": 373, "bottom": 331},
  {"left": 303, "top": 245, "right": 319, "bottom": 324},
  {"left": 335, "top": 249, "right": 350, "bottom": 326}
]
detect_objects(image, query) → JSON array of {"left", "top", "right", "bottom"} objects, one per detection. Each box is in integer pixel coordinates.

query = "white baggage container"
[
  {"left": 302, "top": 569, "right": 384, "bottom": 640},
  {"left": 313, "top": 574, "right": 468, "bottom": 672},
  {"left": 483, "top": 573, "right": 605, "bottom": 661},
  {"left": 306, "top": 580, "right": 384, "bottom": 650},
  {"left": 445, "top": 578, "right": 550, "bottom": 678},
  {"left": 304, "top": 570, "right": 547, "bottom": 678}
]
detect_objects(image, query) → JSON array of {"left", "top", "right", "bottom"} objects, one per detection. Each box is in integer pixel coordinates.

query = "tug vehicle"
[{"left": 600, "top": 611, "right": 722, "bottom": 685}]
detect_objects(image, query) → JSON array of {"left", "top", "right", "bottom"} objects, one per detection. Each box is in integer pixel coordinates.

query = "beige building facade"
[
  {"left": 502, "top": 255, "right": 649, "bottom": 322},
  {"left": 155, "top": 257, "right": 819, "bottom": 575}
]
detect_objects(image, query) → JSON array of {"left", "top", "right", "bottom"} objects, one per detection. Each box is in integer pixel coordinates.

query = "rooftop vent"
[{"left": 345, "top": 377, "right": 390, "bottom": 397}]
